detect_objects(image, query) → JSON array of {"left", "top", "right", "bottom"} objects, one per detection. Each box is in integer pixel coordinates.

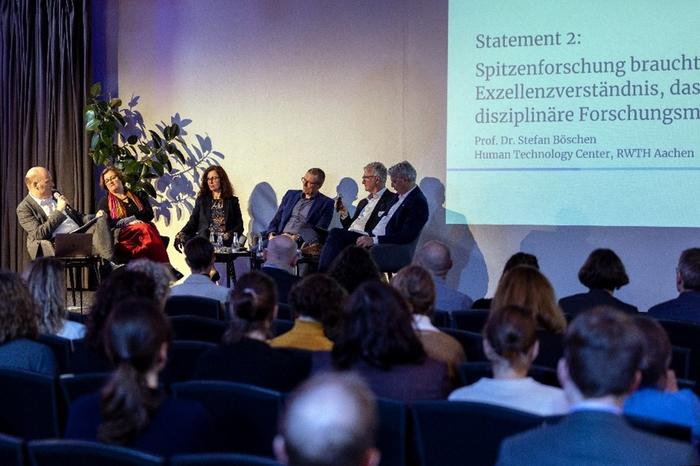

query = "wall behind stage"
[{"left": 100, "top": 0, "right": 699, "bottom": 311}]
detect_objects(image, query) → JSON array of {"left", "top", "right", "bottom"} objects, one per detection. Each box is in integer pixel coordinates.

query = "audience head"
[
  {"left": 126, "top": 259, "right": 173, "bottom": 303},
  {"left": 289, "top": 274, "right": 346, "bottom": 337},
  {"left": 503, "top": 252, "right": 539, "bottom": 274},
  {"left": 199, "top": 165, "right": 234, "bottom": 198},
  {"left": 390, "top": 265, "right": 436, "bottom": 317},
  {"left": 483, "top": 306, "right": 538, "bottom": 374},
  {"left": 492, "top": 265, "right": 567, "bottom": 335},
  {"left": 24, "top": 257, "right": 67, "bottom": 335},
  {"left": 677, "top": 248, "right": 700, "bottom": 292},
  {"left": 265, "top": 235, "right": 299, "bottom": 269},
  {"left": 561, "top": 307, "right": 643, "bottom": 402},
  {"left": 0, "top": 272, "right": 38, "bottom": 343},
  {"left": 24, "top": 166, "right": 53, "bottom": 198},
  {"left": 184, "top": 236, "right": 215, "bottom": 273},
  {"left": 362, "top": 162, "right": 387, "bottom": 192},
  {"left": 275, "top": 373, "right": 380, "bottom": 466},
  {"left": 578, "top": 248, "right": 629, "bottom": 291},
  {"left": 302, "top": 168, "right": 326, "bottom": 198},
  {"left": 224, "top": 271, "right": 278, "bottom": 343},
  {"left": 388, "top": 161, "right": 417, "bottom": 194},
  {"left": 332, "top": 281, "right": 425, "bottom": 370},
  {"left": 86, "top": 269, "right": 158, "bottom": 350},
  {"left": 633, "top": 316, "right": 673, "bottom": 390},
  {"left": 413, "top": 240, "right": 453, "bottom": 279},
  {"left": 98, "top": 298, "right": 172, "bottom": 445},
  {"left": 328, "top": 246, "right": 382, "bottom": 294}
]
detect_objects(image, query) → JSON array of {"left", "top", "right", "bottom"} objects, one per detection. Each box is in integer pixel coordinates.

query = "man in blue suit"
[
  {"left": 265, "top": 168, "right": 334, "bottom": 245},
  {"left": 648, "top": 248, "right": 700, "bottom": 324},
  {"left": 318, "top": 161, "right": 428, "bottom": 271}
]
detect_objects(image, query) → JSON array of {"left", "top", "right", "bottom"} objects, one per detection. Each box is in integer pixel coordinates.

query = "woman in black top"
[{"left": 174, "top": 165, "right": 243, "bottom": 251}]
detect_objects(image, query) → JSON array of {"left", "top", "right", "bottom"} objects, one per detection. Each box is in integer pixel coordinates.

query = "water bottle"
[
  {"left": 233, "top": 232, "right": 240, "bottom": 250},
  {"left": 257, "top": 234, "right": 264, "bottom": 256},
  {"left": 209, "top": 232, "right": 215, "bottom": 245},
  {"left": 215, "top": 233, "right": 223, "bottom": 247}
]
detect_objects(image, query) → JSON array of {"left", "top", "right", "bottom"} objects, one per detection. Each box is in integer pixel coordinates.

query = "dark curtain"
[{"left": 0, "top": 0, "right": 91, "bottom": 272}]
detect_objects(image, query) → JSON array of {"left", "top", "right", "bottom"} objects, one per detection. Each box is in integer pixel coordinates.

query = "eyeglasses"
[
  {"left": 301, "top": 177, "right": 320, "bottom": 187},
  {"left": 362, "top": 175, "right": 378, "bottom": 180},
  {"left": 104, "top": 175, "right": 119, "bottom": 183}
]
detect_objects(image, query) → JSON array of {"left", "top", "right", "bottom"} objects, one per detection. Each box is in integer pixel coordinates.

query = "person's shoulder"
[{"left": 648, "top": 296, "right": 683, "bottom": 315}]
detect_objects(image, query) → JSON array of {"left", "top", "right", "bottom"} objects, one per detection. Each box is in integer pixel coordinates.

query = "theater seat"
[{"left": 27, "top": 439, "right": 164, "bottom": 466}]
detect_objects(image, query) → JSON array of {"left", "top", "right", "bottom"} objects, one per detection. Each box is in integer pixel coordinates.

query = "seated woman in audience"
[
  {"left": 174, "top": 165, "right": 243, "bottom": 250},
  {"left": 390, "top": 265, "right": 466, "bottom": 388},
  {"left": 0, "top": 272, "right": 57, "bottom": 376},
  {"left": 472, "top": 252, "right": 539, "bottom": 309},
  {"left": 317, "top": 281, "right": 449, "bottom": 402},
  {"left": 25, "top": 257, "right": 85, "bottom": 340},
  {"left": 449, "top": 305, "right": 568, "bottom": 416},
  {"left": 97, "top": 167, "right": 170, "bottom": 264},
  {"left": 195, "top": 271, "right": 310, "bottom": 392},
  {"left": 69, "top": 269, "right": 158, "bottom": 373},
  {"left": 327, "top": 245, "right": 383, "bottom": 294},
  {"left": 559, "top": 248, "right": 638, "bottom": 318},
  {"left": 65, "top": 298, "right": 213, "bottom": 456},
  {"left": 624, "top": 315, "right": 700, "bottom": 441}
]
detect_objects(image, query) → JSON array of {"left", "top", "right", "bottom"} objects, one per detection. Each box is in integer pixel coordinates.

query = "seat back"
[
  {"left": 169, "top": 315, "right": 228, "bottom": 344},
  {"left": 59, "top": 372, "right": 110, "bottom": 408},
  {"left": 165, "top": 296, "right": 222, "bottom": 320},
  {"left": 531, "top": 330, "right": 564, "bottom": 369},
  {"left": 431, "top": 310, "right": 451, "bottom": 328},
  {"left": 27, "top": 439, "right": 164, "bottom": 466},
  {"left": 0, "top": 433, "right": 24, "bottom": 466},
  {"left": 369, "top": 236, "right": 421, "bottom": 274},
  {"left": 624, "top": 414, "right": 692, "bottom": 443},
  {"left": 0, "top": 368, "right": 61, "bottom": 439},
  {"left": 458, "top": 362, "right": 560, "bottom": 388},
  {"left": 37, "top": 334, "right": 73, "bottom": 374},
  {"left": 411, "top": 401, "right": 546, "bottom": 466},
  {"left": 162, "top": 341, "right": 217, "bottom": 385},
  {"left": 451, "top": 310, "right": 489, "bottom": 333},
  {"left": 171, "top": 452, "right": 281, "bottom": 466},
  {"left": 657, "top": 319, "right": 700, "bottom": 381},
  {"left": 171, "top": 381, "right": 283, "bottom": 457},
  {"left": 376, "top": 397, "right": 407, "bottom": 466},
  {"left": 439, "top": 328, "right": 486, "bottom": 362}
]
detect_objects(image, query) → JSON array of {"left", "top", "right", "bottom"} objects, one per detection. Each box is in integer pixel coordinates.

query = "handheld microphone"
[{"left": 52, "top": 189, "right": 78, "bottom": 216}]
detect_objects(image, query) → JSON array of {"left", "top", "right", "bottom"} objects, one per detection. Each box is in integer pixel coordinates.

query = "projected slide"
[{"left": 446, "top": 0, "right": 700, "bottom": 226}]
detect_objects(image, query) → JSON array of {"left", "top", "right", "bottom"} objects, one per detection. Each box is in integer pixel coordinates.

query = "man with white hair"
[
  {"left": 261, "top": 234, "right": 300, "bottom": 305},
  {"left": 414, "top": 240, "right": 473, "bottom": 312},
  {"left": 274, "top": 373, "right": 381, "bottom": 466}
]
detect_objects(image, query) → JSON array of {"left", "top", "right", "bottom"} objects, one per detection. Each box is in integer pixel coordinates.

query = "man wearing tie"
[{"left": 16, "top": 166, "right": 114, "bottom": 261}]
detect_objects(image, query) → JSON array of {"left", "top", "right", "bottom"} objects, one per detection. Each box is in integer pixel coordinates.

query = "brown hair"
[
  {"left": 390, "top": 265, "right": 436, "bottom": 316},
  {"left": 224, "top": 271, "right": 277, "bottom": 343},
  {"left": 25, "top": 257, "right": 67, "bottom": 335},
  {"left": 492, "top": 266, "right": 567, "bottom": 334},
  {"left": 483, "top": 306, "right": 537, "bottom": 371},
  {"left": 198, "top": 165, "right": 235, "bottom": 199},
  {"left": 633, "top": 315, "right": 672, "bottom": 388},
  {"left": 0, "top": 272, "right": 39, "bottom": 343},
  {"left": 99, "top": 166, "right": 126, "bottom": 190},
  {"left": 578, "top": 248, "right": 629, "bottom": 291}
]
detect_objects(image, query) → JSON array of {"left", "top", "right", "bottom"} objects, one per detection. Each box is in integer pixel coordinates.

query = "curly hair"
[
  {"left": 0, "top": 272, "right": 39, "bottom": 343},
  {"left": 328, "top": 246, "right": 383, "bottom": 294},
  {"left": 197, "top": 165, "right": 235, "bottom": 199},
  {"left": 25, "top": 257, "right": 67, "bottom": 335}
]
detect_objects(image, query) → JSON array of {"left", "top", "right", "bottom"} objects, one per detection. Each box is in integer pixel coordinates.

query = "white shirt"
[
  {"left": 29, "top": 193, "right": 80, "bottom": 237},
  {"left": 413, "top": 314, "right": 440, "bottom": 333},
  {"left": 371, "top": 185, "right": 416, "bottom": 241},
  {"left": 56, "top": 320, "right": 86, "bottom": 340},
  {"left": 170, "top": 273, "right": 230, "bottom": 305},
  {"left": 348, "top": 188, "right": 387, "bottom": 234}
]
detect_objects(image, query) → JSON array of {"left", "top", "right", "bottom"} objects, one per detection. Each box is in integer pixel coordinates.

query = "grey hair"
[
  {"left": 363, "top": 162, "right": 387, "bottom": 185},
  {"left": 25, "top": 258, "right": 67, "bottom": 335},
  {"left": 388, "top": 161, "right": 417, "bottom": 183},
  {"left": 126, "top": 259, "right": 173, "bottom": 303}
]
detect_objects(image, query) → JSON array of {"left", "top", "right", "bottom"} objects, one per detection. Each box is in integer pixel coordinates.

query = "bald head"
[
  {"left": 275, "top": 373, "right": 379, "bottom": 466},
  {"left": 265, "top": 235, "right": 298, "bottom": 268},
  {"left": 25, "top": 166, "right": 54, "bottom": 199},
  {"left": 414, "top": 240, "right": 452, "bottom": 279}
]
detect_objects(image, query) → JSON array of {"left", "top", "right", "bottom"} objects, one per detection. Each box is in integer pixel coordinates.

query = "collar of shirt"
[
  {"left": 368, "top": 187, "right": 387, "bottom": 201},
  {"left": 396, "top": 185, "right": 417, "bottom": 203},
  {"left": 30, "top": 193, "right": 54, "bottom": 207},
  {"left": 413, "top": 314, "right": 439, "bottom": 332},
  {"left": 569, "top": 400, "right": 622, "bottom": 415},
  {"left": 262, "top": 262, "right": 296, "bottom": 275}
]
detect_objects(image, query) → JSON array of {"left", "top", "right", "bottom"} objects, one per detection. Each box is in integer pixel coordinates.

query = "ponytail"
[{"left": 223, "top": 273, "right": 277, "bottom": 344}]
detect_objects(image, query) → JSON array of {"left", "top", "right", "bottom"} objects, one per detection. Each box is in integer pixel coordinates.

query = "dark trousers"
[{"left": 317, "top": 228, "right": 364, "bottom": 271}]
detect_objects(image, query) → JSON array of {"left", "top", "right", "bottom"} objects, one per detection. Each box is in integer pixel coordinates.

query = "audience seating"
[
  {"left": 38, "top": 334, "right": 74, "bottom": 374},
  {"left": 170, "top": 315, "right": 227, "bottom": 343},
  {"left": 0, "top": 368, "right": 62, "bottom": 439},
  {"left": 451, "top": 310, "right": 489, "bottom": 332},
  {"left": 624, "top": 414, "right": 692, "bottom": 443},
  {"left": 171, "top": 381, "right": 283, "bottom": 458},
  {"left": 165, "top": 296, "right": 223, "bottom": 320},
  {"left": 439, "top": 328, "right": 486, "bottom": 362},
  {"left": 656, "top": 319, "right": 700, "bottom": 381},
  {"left": 458, "top": 362, "right": 560, "bottom": 388},
  {"left": 370, "top": 237, "right": 421, "bottom": 279},
  {"left": 276, "top": 303, "right": 292, "bottom": 321},
  {"left": 171, "top": 452, "right": 282, "bottom": 465},
  {"left": 162, "top": 341, "right": 216, "bottom": 384},
  {"left": 59, "top": 372, "right": 110, "bottom": 408},
  {"left": 431, "top": 310, "right": 451, "bottom": 328},
  {"left": 0, "top": 433, "right": 24, "bottom": 466},
  {"left": 27, "top": 439, "right": 165, "bottom": 466},
  {"left": 376, "top": 397, "right": 408, "bottom": 466},
  {"left": 411, "top": 401, "right": 548, "bottom": 466},
  {"left": 531, "top": 330, "right": 564, "bottom": 369}
]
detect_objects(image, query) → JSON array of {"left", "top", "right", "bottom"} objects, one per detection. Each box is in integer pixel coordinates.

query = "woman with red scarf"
[{"left": 97, "top": 167, "right": 169, "bottom": 263}]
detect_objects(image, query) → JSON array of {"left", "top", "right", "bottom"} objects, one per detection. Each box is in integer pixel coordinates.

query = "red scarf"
[{"left": 107, "top": 191, "right": 144, "bottom": 219}]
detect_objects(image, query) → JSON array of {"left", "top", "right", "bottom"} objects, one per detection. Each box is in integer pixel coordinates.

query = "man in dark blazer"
[
  {"left": 265, "top": 168, "right": 334, "bottom": 245},
  {"left": 16, "top": 166, "right": 114, "bottom": 261},
  {"left": 260, "top": 235, "right": 300, "bottom": 308},
  {"left": 496, "top": 308, "right": 697, "bottom": 466},
  {"left": 318, "top": 161, "right": 428, "bottom": 271},
  {"left": 648, "top": 248, "right": 700, "bottom": 324},
  {"left": 337, "top": 162, "right": 396, "bottom": 235}
]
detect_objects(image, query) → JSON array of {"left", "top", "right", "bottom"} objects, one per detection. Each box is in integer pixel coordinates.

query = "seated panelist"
[
  {"left": 336, "top": 162, "right": 397, "bottom": 235},
  {"left": 97, "top": 167, "right": 169, "bottom": 263},
  {"left": 16, "top": 166, "right": 114, "bottom": 261}
]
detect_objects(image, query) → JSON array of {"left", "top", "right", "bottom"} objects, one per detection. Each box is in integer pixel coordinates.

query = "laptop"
[{"left": 54, "top": 233, "right": 93, "bottom": 257}]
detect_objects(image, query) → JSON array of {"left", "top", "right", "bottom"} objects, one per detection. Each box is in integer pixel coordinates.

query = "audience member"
[
  {"left": 316, "top": 281, "right": 449, "bottom": 402},
  {"left": 0, "top": 272, "right": 57, "bottom": 376},
  {"left": 559, "top": 248, "right": 638, "bottom": 318},
  {"left": 472, "top": 252, "right": 539, "bottom": 309},
  {"left": 195, "top": 271, "right": 310, "bottom": 392},
  {"left": 624, "top": 316, "right": 700, "bottom": 441},
  {"left": 449, "top": 305, "right": 567, "bottom": 416},
  {"left": 126, "top": 259, "right": 173, "bottom": 305},
  {"left": 65, "top": 298, "right": 212, "bottom": 456},
  {"left": 649, "top": 248, "right": 700, "bottom": 324},
  {"left": 271, "top": 274, "right": 346, "bottom": 351},
  {"left": 274, "top": 373, "right": 380, "bottom": 466},
  {"left": 413, "top": 240, "right": 473, "bottom": 312},
  {"left": 260, "top": 234, "right": 300, "bottom": 305},
  {"left": 25, "top": 257, "right": 85, "bottom": 340},
  {"left": 170, "top": 236, "right": 229, "bottom": 305},
  {"left": 327, "top": 246, "right": 383, "bottom": 294},
  {"left": 391, "top": 265, "right": 466, "bottom": 387},
  {"left": 496, "top": 308, "right": 697, "bottom": 465}
]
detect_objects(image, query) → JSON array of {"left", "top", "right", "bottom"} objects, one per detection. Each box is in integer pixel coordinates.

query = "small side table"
[{"left": 214, "top": 248, "right": 251, "bottom": 288}]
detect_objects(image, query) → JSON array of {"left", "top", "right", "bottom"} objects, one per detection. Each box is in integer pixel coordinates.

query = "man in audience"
[
  {"left": 274, "top": 373, "right": 381, "bottom": 466},
  {"left": 496, "top": 307, "right": 697, "bottom": 465},
  {"left": 16, "top": 166, "right": 114, "bottom": 261},
  {"left": 319, "top": 161, "right": 428, "bottom": 271},
  {"left": 413, "top": 240, "right": 473, "bottom": 312},
  {"left": 270, "top": 274, "right": 346, "bottom": 351},
  {"left": 265, "top": 168, "right": 334, "bottom": 245},
  {"left": 261, "top": 234, "right": 300, "bottom": 305},
  {"left": 170, "top": 236, "right": 229, "bottom": 305},
  {"left": 648, "top": 248, "right": 700, "bottom": 324}
]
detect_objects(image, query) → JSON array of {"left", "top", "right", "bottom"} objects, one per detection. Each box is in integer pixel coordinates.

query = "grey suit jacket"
[{"left": 496, "top": 410, "right": 697, "bottom": 466}]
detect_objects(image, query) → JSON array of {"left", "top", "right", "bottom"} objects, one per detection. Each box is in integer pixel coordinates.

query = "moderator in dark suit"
[
  {"left": 339, "top": 189, "right": 397, "bottom": 234},
  {"left": 648, "top": 291, "right": 700, "bottom": 325},
  {"left": 559, "top": 288, "right": 638, "bottom": 319},
  {"left": 265, "top": 190, "right": 334, "bottom": 240},
  {"left": 261, "top": 265, "right": 300, "bottom": 305},
  {"left": 496, "top": 410, "right": 697, "bottom": 466},
  {"left": 178, "top": 195, "right": 243, "bottom": 246}
]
